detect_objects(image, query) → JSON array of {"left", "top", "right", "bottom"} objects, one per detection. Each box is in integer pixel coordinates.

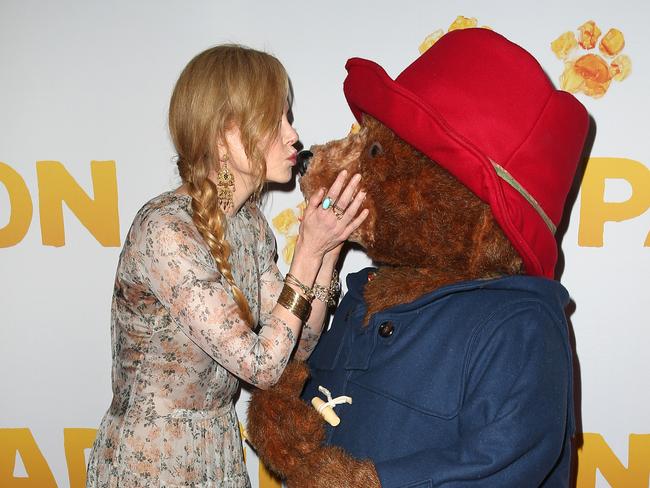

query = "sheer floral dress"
[{"left": 87, "top": 191, "right": 310, "bottom": 487}]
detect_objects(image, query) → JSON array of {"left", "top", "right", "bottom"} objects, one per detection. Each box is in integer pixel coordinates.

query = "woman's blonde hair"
[{"left": 169, "top": 44, "right": 289, "bottom": 327}]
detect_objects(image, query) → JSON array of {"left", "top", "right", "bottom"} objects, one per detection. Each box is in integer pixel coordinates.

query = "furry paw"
[
  {"left": 247, "top": 361, "right": 327, "bottom": 478},
  {"left": 286, "top": 445, "right": 381, "bottom": 488}
]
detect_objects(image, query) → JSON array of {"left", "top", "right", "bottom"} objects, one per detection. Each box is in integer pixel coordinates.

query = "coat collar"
[{"left": 346, "top": 267, "right": 570, "bottom": 318}]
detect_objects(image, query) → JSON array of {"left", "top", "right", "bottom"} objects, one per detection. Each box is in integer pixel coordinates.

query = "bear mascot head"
[{"left": 247, "top": 28, "right": 589, "bottom": 488}]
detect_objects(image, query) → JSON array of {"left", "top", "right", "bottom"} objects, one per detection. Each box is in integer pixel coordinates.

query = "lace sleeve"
[{"left": 136, "top": 212, "right": 297, "bottom": 389}]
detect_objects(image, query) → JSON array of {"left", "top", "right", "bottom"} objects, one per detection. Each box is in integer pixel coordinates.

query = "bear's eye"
[{"left": 369, "top": 142, "right": 383, "bottom": 158}]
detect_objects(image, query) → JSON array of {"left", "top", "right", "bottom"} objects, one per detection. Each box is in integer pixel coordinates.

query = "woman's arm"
[
  {"left": 139, "top": 171, "right": 366, "bottom": 389},
  {"left": 137, "top": 212, "right": 298, "bottom": 389},
  {"left": 258, "top": 215, "right": 340, "bottom": 361},
  {"left": 260, "top": 171, "right": 365, "bottom": 360},
  {"left": 294, "top": 251, "right": 338, "bottom": 360}
]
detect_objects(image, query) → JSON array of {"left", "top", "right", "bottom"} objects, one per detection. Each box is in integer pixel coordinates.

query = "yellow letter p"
[{"left": 578, "top": 157, "right": 650, "bottom": 247}]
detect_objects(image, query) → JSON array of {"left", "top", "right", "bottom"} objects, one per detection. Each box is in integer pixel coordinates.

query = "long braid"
[
  {"left": 169, "top": 45, "right": 289, "bottom": 329},
  {"left": 181, "top": 159, "right": 255, "bottom": 328}
]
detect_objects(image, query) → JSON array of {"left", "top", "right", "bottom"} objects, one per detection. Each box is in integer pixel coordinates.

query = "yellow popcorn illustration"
[
  {"left": 419, "top": 16, "right": 491, "bottom": 54},
  {"left": 272, "top": 202, "right": 306, "bottom": 264},
  {"left": 551, "top": 32, "right": 578, "bottom": 60},
  {"left": 282, "top": 235, "right": 298, "bottom": 266},
  {"left": 560, "top": 62, "right": 586, "bottom": 94},
  {"left": 349, "top": 122, "right": 362, "bottom": 135},
  {"left": 578, "top": 20, "right": 601, "bottom": 49},
  {"left": 552, "top": 21, "right": 631, "bottom": 99},
  {"left": 599, "top": 28, "right": 625, "bottom": 56},
  {"left": 419, "top": 29, "right": 444, "bottom": 54},
  {"left": 448, "top": 16, "right": 477, "bottom": 32},
  {"left": 610, "top": 54, "right": 631, "bottom": 81},
  {"left": 272, "top": 208, "right": 298, "bottom": 236},
  {"left": 574, "top": 54, "right": 611, "bottom": 98}
]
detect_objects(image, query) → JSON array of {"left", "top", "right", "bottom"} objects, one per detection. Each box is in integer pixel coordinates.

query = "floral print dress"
[{"left": 87, "top": 191, "right": 306, "bottom": 487}]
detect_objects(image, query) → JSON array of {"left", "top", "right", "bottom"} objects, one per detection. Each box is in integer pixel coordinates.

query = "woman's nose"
[{"left": 297, "top": 150, "right": 313, "bottom": 176}]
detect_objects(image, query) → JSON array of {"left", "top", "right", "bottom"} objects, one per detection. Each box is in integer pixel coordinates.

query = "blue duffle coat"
[{"left": 302, "top": 268, "right": 575, "bottom": 487}]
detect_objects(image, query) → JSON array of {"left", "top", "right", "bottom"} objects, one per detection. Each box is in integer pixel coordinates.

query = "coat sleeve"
[
  {"left": 374, "top": 303, "right": 572, "bottom": 488},
  {"left": 135, "top": 210, "right": 297, "bottom": 389}
]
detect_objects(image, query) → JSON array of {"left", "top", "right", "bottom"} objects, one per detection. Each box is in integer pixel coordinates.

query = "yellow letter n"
[
  {"left": 36, "top": 160, "right": 120, "bottom": 246},
  {"left": 577, "top": 433, "right": 650, "bottom": 487}
]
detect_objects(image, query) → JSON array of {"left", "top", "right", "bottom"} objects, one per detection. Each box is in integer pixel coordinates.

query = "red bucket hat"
[{"left": 344, "top": 28, "right": 589, "bottom": 278}]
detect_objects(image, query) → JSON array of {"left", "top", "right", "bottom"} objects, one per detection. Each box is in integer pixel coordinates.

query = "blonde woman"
[{"left": 86, "top": 45, "right": 367, "bottom": 487}]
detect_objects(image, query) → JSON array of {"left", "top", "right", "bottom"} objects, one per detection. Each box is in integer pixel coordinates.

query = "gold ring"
[{"left": 331, "top": 204, "right": 345, "bottom": 220}]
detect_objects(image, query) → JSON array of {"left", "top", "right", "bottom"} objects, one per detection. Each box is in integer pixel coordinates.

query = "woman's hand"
[{"left": 295, "top": 170, "right": 368, "bottom": 261}]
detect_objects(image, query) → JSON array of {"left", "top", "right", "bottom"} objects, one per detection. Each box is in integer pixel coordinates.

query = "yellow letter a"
[
  {"left": 0, "top": 428, "right": 57, "bottom": 487},
  {"left": 64, "top": 428, "right": 97, "bottom": 488}
]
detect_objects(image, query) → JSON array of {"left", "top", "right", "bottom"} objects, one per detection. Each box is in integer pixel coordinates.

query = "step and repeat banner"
[{"left": 1, "top": 1, "right": 648, "bottom": 487}]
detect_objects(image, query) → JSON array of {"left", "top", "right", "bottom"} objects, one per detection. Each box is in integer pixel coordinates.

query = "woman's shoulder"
[
  {"left": 126, "top": 191, "right": 197, "bottom": 244},
  {"left": 136, "top": 191, "right": 192, "bottom": 224},
  {"left": 242, "top": 202, "right": 274, "bottom": 238}
]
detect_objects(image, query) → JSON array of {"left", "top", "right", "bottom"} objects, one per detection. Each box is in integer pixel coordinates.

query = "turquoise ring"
[{"left": 321, "top": 196, "right": 333, "bottom": 210}]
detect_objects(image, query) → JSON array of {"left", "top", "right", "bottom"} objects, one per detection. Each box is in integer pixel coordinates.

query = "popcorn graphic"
[
  {"left": 551, "top": 32, "right": 578, "bottom": 60},
  {"left": 578, "top": 20, "right": 601, "bottom": 49},
  {"left": 419, "top": 16, "right": 492, "bottom": 54},
  {"left": 448, "top": 15, "right": 478, "bottom": 32},
  {"left": 551, "top": 21, "right": 631, "bottom": 98},
  {"left": 272, "top": 202, "right": 306, "bottom": 264}
]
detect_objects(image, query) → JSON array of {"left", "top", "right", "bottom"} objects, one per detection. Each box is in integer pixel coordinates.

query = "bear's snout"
[
  {"left": 299, "top": 130, "right": 366, "bottom": 203},
  {"left": 296, "top": 150, "right": 313, "bottom": 176}
]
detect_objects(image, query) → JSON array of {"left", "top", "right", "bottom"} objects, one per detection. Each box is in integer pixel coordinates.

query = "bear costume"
[{"left": 247, "top": 28, "right": 589, "bottom": 487}]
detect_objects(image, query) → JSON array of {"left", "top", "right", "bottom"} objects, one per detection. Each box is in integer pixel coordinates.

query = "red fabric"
[{"left": 344, "top": 28, "right": 589, "bottom": 277}]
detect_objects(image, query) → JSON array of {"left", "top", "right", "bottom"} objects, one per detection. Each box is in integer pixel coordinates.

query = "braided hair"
[{"left": 169, "top": 45, "right": 289, "bottom": 327}]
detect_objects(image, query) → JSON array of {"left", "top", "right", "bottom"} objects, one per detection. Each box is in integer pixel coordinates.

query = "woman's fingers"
[
  {"left": 334, "top": 173, "right": 362, "bottom": 209},
  {"left": 343, "top": 208, "right": 369, "bottom": 239},
  {"left": 341, "top": 189, "right": 369, "bottom": 236},
  {"left": 342, "top": 189, "right": 366, "bottom": 221},
  {"left": 320, "top": 170, "right": 348, "bottom": 210},
  {"left": 298, "top": 169, "right": 368, "bottom": 256},
  {"left": 308, "top": 187, "right": 326, "bottom": 210}
]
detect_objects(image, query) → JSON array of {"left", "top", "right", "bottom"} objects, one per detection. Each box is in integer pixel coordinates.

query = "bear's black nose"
[{"left": 297, "top": 150, "right": 313, "bottom": 176}]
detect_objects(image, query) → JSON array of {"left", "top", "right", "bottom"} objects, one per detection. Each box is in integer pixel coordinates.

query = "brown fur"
[
  {"left": 247, "top": 116, "right": 523, "bottom": 486},
  {"left": 302, "top": 116, "right": 522, "bottom": 321},
  {"left": 247, "top": 362, "right": 380, "bottom": 487}
]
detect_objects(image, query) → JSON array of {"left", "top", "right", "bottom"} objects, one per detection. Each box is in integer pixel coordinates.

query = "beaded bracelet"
[
  {"left": 277, "top": 284, "right": 312, "bottom": 322},
  {"left": 312, "top": 269, "right": 341, "bottom": 307}
]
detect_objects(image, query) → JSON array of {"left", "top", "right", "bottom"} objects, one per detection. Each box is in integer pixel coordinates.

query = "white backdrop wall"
[{"left": 1, "top": 1, "right": 648, "bottom": 487}]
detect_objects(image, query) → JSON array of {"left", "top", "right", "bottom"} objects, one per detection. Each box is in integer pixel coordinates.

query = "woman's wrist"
[
  {"left": 314, "top": 248, "right": 337, "bottom": 281},
  {"left": 312, "top": 269, "right": 340, "bottom": 307},
  {"left": 288, "top": 241, "right": 323, "bottom": 287},
  {"left": 276, "top": 283, "right": 312, "bottom": 322}
]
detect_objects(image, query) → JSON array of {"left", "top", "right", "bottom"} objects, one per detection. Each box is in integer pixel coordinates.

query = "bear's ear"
[{"left": 368, "top": 142, "right": 383, "bottom": 158}]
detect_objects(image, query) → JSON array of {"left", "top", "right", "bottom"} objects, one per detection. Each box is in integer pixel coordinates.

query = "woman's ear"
[
  {"left": 216, "top": 137, "right": 229, "bottom": 162},
  {"left": 222, "top": 125, "right": 244, "bottom": 159},
  {"left": 220, "top": 125, "right": 255, "bottom": 183}
]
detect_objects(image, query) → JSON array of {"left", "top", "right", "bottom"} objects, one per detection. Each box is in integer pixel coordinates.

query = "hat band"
[{"left": 491, "top": 160, "right": 556, "bottom": 234}]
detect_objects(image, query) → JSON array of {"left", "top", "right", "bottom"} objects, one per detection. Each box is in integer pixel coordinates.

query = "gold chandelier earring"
[{"left": 217, "top": 155, "right": 235, "bottom": 212}]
